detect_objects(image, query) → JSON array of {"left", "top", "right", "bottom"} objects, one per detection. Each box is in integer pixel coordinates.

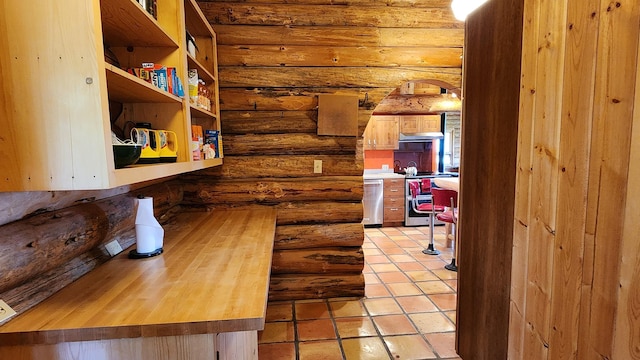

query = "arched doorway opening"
[{"left": 362, "top": 80, "right": 462, "bottom": 177}]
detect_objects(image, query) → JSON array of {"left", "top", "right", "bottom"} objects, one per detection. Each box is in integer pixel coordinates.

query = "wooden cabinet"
[
  {"left": 383, "top": 178, "right": 405, "bottom": 224},
  {"left": 363, "top": 119, "right": 377, "bottom": 150},
  {"left": 363, "top": 115, "right": 399, "bottom": 150},
  {"left": 399, "top": 115, "right": 442, "bottom": 133},
  {"left": 0, "top": 0, "right": 221, "bottom": 191}
]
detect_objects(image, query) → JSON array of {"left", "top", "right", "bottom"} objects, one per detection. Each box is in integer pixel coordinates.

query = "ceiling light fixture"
[{"left": 451, "top": 0, "right": 489, "bottom": 21}]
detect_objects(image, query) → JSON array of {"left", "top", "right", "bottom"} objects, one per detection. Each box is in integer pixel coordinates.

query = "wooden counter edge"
[{"left": 0, "top": 209, "right": 277, "bottom": 346}]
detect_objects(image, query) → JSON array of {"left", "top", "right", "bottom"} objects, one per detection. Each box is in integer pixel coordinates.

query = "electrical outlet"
[
  {"left": 313, "top": 160, "right": 322, "bottom": 174},
  {"left": 0, "top": 300, "right": 17, "bottom": 323},
  {"left": 105, "top": 240, "right": 123, "bottom": 256}
]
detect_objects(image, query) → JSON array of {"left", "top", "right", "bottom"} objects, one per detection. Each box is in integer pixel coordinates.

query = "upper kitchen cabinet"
[
  {"left": 363, "top": 119, "right": 376, "bottom": 150},
  {"left": 364, "top": 116, "right": 400, "bottom": 150},
  {"left": 375, "top": 116, "right": 400, "bottom": 150},
  {"left": 0, "top": 0, "right": 221, "bottom": 192},
  {"left": 399, "top": 115, "right": 441, "bottom": 133}
]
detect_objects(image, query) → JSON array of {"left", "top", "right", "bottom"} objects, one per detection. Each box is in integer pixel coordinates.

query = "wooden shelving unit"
[
  {"left": 183, "top": 0, "right": 222, "bottom": 159},
  {"left": 0, "top": 0, "right": 222, "bottom": 191}
]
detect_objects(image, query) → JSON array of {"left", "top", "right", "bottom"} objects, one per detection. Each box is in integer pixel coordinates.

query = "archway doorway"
[
  {"left": 360, "top": 79, "right": 463, "bottom": 356},
  {"left": 362, "top": 80, "right": 462, "bottom": 176}
]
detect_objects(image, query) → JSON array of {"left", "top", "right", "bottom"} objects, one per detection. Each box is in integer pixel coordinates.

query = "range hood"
[{"left": 399, "top": 132, "right": 444, "bottom": 142}]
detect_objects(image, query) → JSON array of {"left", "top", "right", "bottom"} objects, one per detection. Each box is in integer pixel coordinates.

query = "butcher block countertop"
[{"left": 0, "top": 209, "right": 277, "bottom": 346}]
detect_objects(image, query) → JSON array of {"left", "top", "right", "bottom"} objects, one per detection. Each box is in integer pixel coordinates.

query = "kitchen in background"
[
  {"left": 364, "top": 112, "right": 461, "bottom": 174},
  {"left": 363, "top": 82, "right": 461, "bottom": 227}
]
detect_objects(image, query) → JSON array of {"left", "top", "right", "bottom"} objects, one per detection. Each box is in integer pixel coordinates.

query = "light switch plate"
[
  {"left": 105, "top": 240, "right": 123, "bottom": 256},
  {"left": 314, "top": 160, "right": 322, "bottom": 174},
  {"left": 0, "top": 300, "right": 17, "bottom": 323}
]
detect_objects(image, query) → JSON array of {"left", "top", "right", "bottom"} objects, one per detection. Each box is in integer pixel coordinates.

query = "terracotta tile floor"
[{"left": 259, "top": 225, "right": 461, "bottom": 360}]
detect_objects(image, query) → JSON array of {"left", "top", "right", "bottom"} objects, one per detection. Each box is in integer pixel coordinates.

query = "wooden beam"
[
  {"left": 373, "top": 93, "right": 461, "bottom": 114},
  {"left": 213, "top": 25, "right": 464, "bottom": 47},
  {"left": 184, "top": 155, "right": 362, "bottom": 179},
  {"left": 218, "top": 67, "right": 462, "bottom": 88},
  {"left": 269, "top": 273, "right": 365, "bottom": 301},
  {"left": 271, "top": 247, "right": 364, "bottom": 274},
  {"left": 179, "top": 202, "right": 363, "bottom": 225},
  {"left": 201, "top": 3, "right": 462, "bottom": 28},
  {"left": 223, "top": 133, "right": 357, "bottom": 156},
  {"left": 181, "top": 177, "right": 364, "bottom": 204},
  {"left": 200, "top": 0, "right": 455, "bottom": 8},
  {"left": 275, "top": 223, "right": 364, "bottom": 250},
  {"left": 218, "top": 45, "right": 462, "bottom": 67},
  {"left": 219, "top": 88, "right": 392, "bottom": 111},
  {"left": 221, "top": 111, "right": 317, "bottom": 134}
]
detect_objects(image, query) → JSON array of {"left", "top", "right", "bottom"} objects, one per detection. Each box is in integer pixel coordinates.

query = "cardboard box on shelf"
[
  {"left": 191, "top": 125, "right": 203, "bottom": 160},
  {"left": 204, "top": 130, "right": 219, "bottom": 159}
]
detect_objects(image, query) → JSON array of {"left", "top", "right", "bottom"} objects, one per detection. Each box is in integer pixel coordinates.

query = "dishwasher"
[{"left": 363, "top": 179, "right": 384, "bottom": 226}]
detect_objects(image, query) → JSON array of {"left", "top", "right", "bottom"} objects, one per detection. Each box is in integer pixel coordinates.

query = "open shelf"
[
  {"left": 105, "top": 63, "right": 183, "bottom": 103},
  {"left": 190, "top": 104, "right": 217, "bottom": 119},
  {"left": 113, "top": 158, "right": 223, "bottom": 186},
  {"left": 0, "top": 0, "right": 221, "bottom": 191},
  {"left": 184, "top": 0, "right": 216, "bottom": 37},
  {"left": 187, "top": 53, "right": 216, "bottom": 83},
  {"left": 101, "top": 0, "right": 179, "bottom": 48}
]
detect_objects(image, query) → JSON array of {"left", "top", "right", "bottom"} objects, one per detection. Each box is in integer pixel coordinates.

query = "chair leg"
[
  {"left": 422, "top": 213, "right": 440, "bottom": 255},
  {"left": 445, "top": 258, "right": 458, "bottom": 272},
  {"left": 444, "top": 223, "right": 458, "bottom": 272}
]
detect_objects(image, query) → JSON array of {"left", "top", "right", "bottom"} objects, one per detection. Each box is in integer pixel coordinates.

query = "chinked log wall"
[{"left": 186, "top": 0, "right": 463, "bottom": 300}]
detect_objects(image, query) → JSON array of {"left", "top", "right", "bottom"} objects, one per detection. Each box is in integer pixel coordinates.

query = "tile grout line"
[
  {"left": 366, "top": 228, "right": 457, "bottom": 359},
  {"left": 325, "top": 298, "right": 348, "bottom": 360},
  {"left": 292, "top": 299, "right": 300, "bottom": 360}
]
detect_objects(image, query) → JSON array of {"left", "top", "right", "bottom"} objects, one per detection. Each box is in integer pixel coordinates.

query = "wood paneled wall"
[
  {"left": 509, "top": 0, "right": 640, "bottom": 359},
  {"left": 187, "top": 0, "right": 463, "bottom": 300},
  {"left": 460, "top": 0, "right": 640, "bottom": 358}
]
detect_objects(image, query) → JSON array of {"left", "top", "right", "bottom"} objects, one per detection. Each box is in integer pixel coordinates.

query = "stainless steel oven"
[{"left": 404, "top": 174, "right": 458, "bottom": 226}]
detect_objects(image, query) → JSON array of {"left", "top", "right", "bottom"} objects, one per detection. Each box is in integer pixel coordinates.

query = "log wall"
[
  {"left": 0, "top": 180, "right": 184, "bottom": 317},
  {"left": 190, "top": 0, "right": 463, "bottom": 300}
]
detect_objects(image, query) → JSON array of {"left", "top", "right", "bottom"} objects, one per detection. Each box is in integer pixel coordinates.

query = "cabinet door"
[
  {"left": 374, "top": 116, "right": 399, "bottom": 150},
  {"left": 363, "top": 119, "right": 376, "bottom": 150},
  {"left": 418, "top": 115, "right": 442, "bottom": 133},
  {"left": 399, "top": 116, "right": 419, "bottom": 133}
]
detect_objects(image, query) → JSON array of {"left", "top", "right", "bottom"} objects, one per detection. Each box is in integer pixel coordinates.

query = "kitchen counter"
[
  {"left": 0, "top": 209, "right": 277, "bottom": 356},
  {"left": 363, "top": 172, "right": 406, "bottom": 180}
]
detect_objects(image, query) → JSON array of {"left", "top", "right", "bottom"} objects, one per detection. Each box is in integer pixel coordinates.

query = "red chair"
[
  {"left": 431, "top": 188, "right": 459, "bottom": 271},
  {"left": 408, "top": 180, "right": 445, "bottom": 255}
]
